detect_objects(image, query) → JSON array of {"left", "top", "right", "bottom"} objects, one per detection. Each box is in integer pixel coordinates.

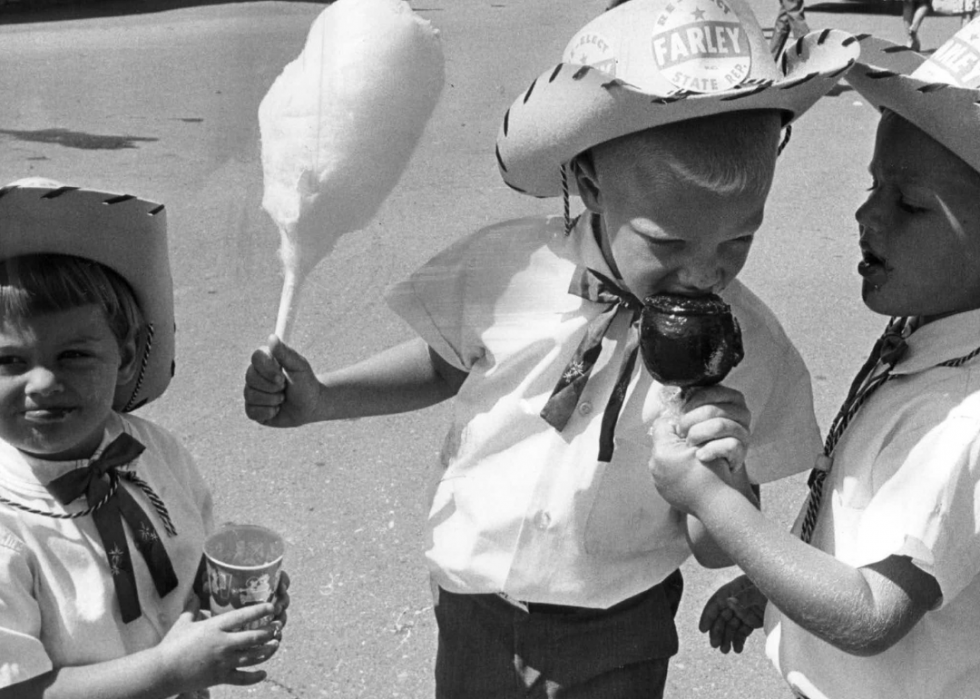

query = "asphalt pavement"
[{"left": 0, "top": 1, "right": 970, "bottom": 697}]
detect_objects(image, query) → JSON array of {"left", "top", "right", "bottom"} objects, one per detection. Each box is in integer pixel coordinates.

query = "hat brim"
[
  {"left": 497, "top": 29, "right": 859, "bottom": 198},
  {"left": 0, "top": 182, "right": 174, "bottom": 412},
  {"left": 843, "top": 35, "right": 980, "bottom": 173}
]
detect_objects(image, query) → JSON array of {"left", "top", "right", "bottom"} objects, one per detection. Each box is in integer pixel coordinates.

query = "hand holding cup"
[{"left": 203, "top": 524, "right": 286, "bottom": 630}]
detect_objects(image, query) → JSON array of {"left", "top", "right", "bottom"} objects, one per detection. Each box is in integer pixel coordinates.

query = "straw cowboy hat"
[
  {"left": 0, "top": 178, "right": 174, "bottom": 412},
  {"left": 844, "top": 18, "right": 980, "bottom": 174},
  {"left": 496, "top": 0, "right": 860, "bottom": 197}
]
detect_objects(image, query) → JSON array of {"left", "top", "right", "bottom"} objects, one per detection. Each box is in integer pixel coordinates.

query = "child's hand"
[
  {"left": 676, "top": 386, "right": 751, "bottom": 469},
  {"left": 272, "top": 571, "right": 291, "bottom": 631},
  {"left": 153, "top": 597, "right": 282, "bottom": 695},
  {"left": 244, "top": 335, "right": 320, "bottom": 427},
  {"left": 699, "top": 574, "right": 767, "bottom": 654},
  {"left": 649, "top": 386, "right": 751, "bottom": 515},
  {"left": 649, "top": 419, "right": 729, "bottom": 515}
]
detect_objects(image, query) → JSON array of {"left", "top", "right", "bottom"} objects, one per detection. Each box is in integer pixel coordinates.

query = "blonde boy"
[{"left": 245, "top": 1, "right": 856, "bottom": 696}]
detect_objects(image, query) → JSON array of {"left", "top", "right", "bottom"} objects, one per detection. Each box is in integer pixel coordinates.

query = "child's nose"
[
  {"left": 25, "top": 367, "right": 64, "bottom": 396},
  {"left": 855, "top": 191, "right": 881, "bottom": 229},
  {"left": 675, "top": 264, "right": 723, "bottom": 292}
]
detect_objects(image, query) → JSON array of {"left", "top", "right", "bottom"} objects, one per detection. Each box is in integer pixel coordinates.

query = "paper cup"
[{"left": 203, "top": 524, "right": 284, "bottom": 627}]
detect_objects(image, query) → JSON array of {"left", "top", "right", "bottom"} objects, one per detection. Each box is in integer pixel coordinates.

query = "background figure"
[
  {"left": 770, "top": 0, "right": 811, "bottom": 58},
  {"left": 903, "top": 0, "right": 930, "bottom": 49}
]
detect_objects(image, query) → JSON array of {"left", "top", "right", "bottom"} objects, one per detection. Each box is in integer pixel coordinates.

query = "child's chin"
[
  {"left": 22, "top": 428, "right": 104, "bottom": 461},
  {"left": 860, "top": 284, "right": 895, "bottom": 316}
]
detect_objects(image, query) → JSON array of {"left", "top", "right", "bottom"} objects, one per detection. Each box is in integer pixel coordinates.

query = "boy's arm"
[
  {"left": 686, "top": 515, "right": 732, "bottom": 567},
  {"left": 244, "top": 336, "right": 467, "bottom": 427},
  {"left": 651, "top": 421, "right": 942, "bottom": 656},
  {"left": 685, "top": 482, "right": 759, "bottom": 568}
]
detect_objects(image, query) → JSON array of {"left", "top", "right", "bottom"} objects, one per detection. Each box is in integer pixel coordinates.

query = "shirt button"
[
  {"left": 578, "top": 401, "right": 593, "bottom": 416},
  {"left": 533, "top": 510, "right": 552, "bottom": 530}
]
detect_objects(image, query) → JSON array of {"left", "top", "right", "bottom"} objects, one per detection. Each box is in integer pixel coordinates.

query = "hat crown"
[
  {"left": 913, "top": 17, "right": 980, "bottom": 88},
  {"left": 562, "top": 0, "right": 775, "bottom": 95}
]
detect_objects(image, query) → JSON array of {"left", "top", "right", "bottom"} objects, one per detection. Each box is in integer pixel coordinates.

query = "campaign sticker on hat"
[
  {"left": 914, "top": 22, "right": 980, "bottom": 88},
  {"left": 566, "top": 30, "right": 618, "bottom": 77},
  {"left": 651, "top": 0, "right": 751, "bottom": 93}
]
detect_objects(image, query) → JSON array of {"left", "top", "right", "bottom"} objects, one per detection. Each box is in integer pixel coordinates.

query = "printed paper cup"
[{"left": 203, "top": 524, "right": 284, "bottom": 627}]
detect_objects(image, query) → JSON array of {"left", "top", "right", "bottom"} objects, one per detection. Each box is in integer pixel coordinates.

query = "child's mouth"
[
  {"left": 24, "top": 407, "right": 75, "bottom": 422},
  {"left": 858, "top": 245, "right": 886, "bottom": 280}
]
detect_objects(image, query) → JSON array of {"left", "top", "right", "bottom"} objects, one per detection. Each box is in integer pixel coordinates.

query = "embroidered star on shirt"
[
  {"left": 137, "top": 521, "right": 159, "bottom": 545},
  {"left": 562, "top": 360, "right": 587, "bottom": 382},
  {"left": 108, "top": 544, "right": 127, "bottom": 577}
]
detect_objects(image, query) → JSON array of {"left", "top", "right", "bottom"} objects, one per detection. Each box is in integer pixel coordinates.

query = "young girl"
[
  {"left": 649, "top": 21, "right": 980, "bottom": 699},
  {"left": 0, "top": 180, "right": 288, "bottom": 699}
]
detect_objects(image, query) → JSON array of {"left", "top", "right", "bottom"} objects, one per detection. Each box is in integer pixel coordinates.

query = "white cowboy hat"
[
  {"left": 496, "top": 0, "right": 860, "bottom": 197},
  {"left": 0, "top": 178, "right": 174, "bottom": 412},
  {"left": 843, "top": 19, "right": 980, "bottom": 174}
]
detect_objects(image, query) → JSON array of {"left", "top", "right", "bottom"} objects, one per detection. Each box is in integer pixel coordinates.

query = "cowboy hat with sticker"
[
  {"left": 844, "top": 18, "right": 980, "bottom": 174},
  {"left": 496, "top": 0, "right": 860, "bottom": 198},
  {"left": 0, "top": 178, "right": 174, "bottom": 413}
]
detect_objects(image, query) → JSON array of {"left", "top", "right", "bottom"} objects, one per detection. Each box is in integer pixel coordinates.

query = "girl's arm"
[
  {"left": 651, "top": 420, "right": 942, "bottom": 655},
  {"left": 0, "top": 600, "right": 279, "bottom": 699}
]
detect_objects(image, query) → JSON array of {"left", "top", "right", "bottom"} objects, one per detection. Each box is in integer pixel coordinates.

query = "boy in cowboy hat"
[
  {"left": 0, "top": 179, "right": 288, "bottom": 699},
  {"left": 243, "top": 0, "right": 855, "bottom": 695},
  {"left": 649, "top": 19, "right": 980, "bottom": 699}
]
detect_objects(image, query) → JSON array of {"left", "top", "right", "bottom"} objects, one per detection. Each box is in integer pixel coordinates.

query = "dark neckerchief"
[
  {"left": 46, "top": 433, "right": 178, "bottom": 623},
  {"left": 541, "top": 216, "right": 643, "bottom": 462}
]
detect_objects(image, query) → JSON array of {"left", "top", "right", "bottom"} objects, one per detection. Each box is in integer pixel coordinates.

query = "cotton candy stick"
[{"left": 259, "top": 0, "right": 445, "bottom": 342}]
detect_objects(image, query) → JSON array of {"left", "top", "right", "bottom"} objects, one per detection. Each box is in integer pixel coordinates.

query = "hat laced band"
[
  {"left": 562, "top": 163, "right": 574, "bottom": 236},
  {"left": 121, "top": 322, "right": 154, "bottom": 413},
  {"left": 778, "top": 124, "right": 793, "bottom": 155}
]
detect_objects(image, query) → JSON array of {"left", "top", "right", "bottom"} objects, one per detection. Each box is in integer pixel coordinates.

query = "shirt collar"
[{"left": 894, "top": 308, "right": 980, "bottom": 375}]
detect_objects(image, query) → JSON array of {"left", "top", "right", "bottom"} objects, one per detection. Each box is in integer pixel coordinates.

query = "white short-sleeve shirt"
[
  {"left": 765, "top": 310, "right": 980, "bottom": 699},
  {"left": 0, "top": 412, "right": 214, "bottom": 691},
  {"left": 386, "top": 214, "right": 821, "bottom": 608}
]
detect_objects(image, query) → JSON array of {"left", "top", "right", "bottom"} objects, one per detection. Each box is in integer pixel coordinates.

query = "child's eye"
[
  {"left": 0, "top": 356, "right": 26, "bottom": 374},
  {"left": 898, "top": 198, "right": 927, "bottom": 214}
]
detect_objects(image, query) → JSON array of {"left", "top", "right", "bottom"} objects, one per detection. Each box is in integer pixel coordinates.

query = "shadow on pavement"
[{"left": 0, "top": 0, "right": 329, "bottom": 24}]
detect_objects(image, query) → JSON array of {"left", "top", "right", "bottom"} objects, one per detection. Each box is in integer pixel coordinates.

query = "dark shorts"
[{"left": 434, "top": 569, "right": 683, "bottom": 699}]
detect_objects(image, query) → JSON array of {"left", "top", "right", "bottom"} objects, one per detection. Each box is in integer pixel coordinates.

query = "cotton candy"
[{"left": 259, "top": 0, "right": 445, "bottom": 340}]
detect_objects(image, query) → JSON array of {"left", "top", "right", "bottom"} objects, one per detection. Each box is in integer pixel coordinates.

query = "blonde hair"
[{"left": 578, "top": 110, "right": 783, "bottom": 198}]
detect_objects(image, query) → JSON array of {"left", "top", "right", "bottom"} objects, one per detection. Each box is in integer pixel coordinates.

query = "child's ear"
[
  {"left": 116, "top": 333, "right": 140, "bottom": 386},
  {"left": 571, "top": 153, "right": 603, "bottom": 213}
]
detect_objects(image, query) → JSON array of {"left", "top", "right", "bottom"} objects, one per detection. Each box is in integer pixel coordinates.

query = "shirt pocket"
[{"left": 583, "top": 438, "right": 682, "bottom": 556}]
